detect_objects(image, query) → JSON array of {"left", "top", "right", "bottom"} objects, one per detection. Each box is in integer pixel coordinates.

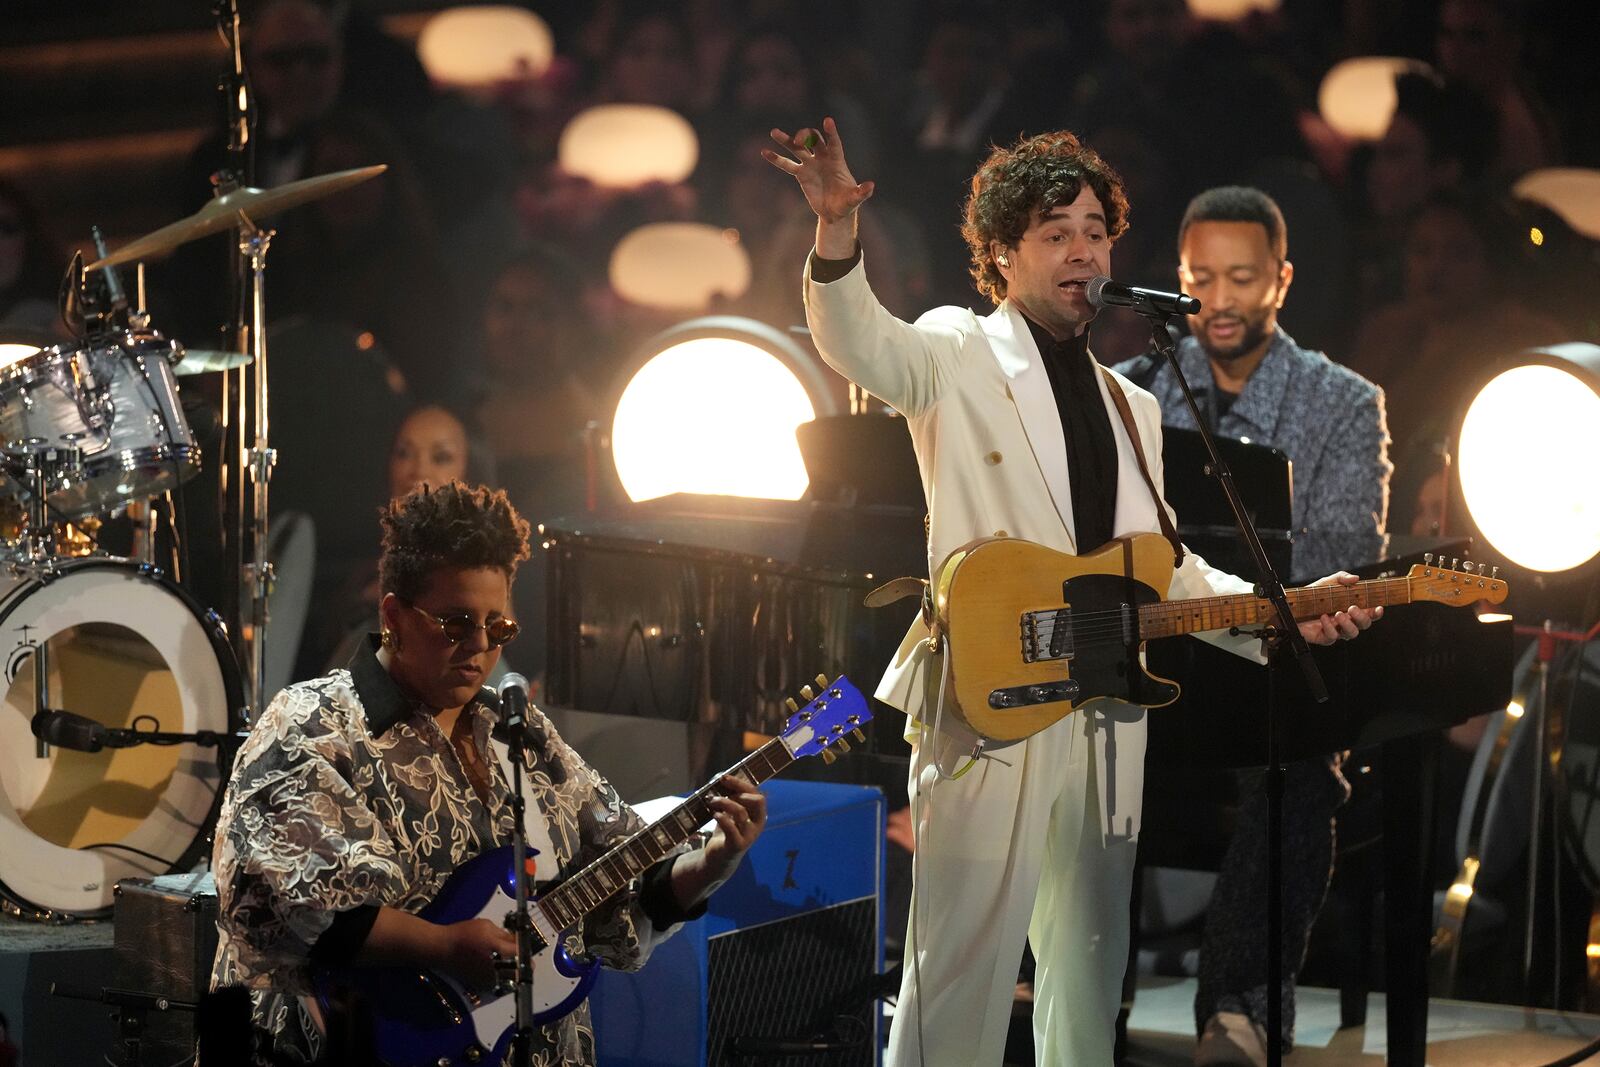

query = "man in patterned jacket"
[
  {"left": 1115, "top": 185, "right": 1392, "bottom": 1066},
  {"left": 211, "top": 482, "right": 767, "bottom": 1065}
]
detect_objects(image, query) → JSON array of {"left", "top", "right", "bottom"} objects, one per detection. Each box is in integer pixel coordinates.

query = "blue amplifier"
[{"left": 592, "top": 779, "right": 886, "bottom": 1067}]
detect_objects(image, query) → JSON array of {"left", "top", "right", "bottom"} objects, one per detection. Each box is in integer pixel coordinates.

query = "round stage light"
[
  {"left": 611, "top": 318, "right": 838, "bottom": 503},
  {"left": 0, "top": 343, "right": 43, "bottom": 370},
  {"left": 558, "top": 105, "right": 699, "bottom": 189},
  {"left": 1318, "top": 57, "right": 1436, "bottom": 140},
  {"left": 1186, "top": 0, "right": 1280, "bottom": 20},
  {"left": 609, "top": 222, "right": 751, "bottom": 312},
  {"left": 1458, "top": 344, "right": 1600, "bottom": 573},
  {"left": 1512, "top": 168, "right": 1600, "bottom": 241},
  {"left": 417, "top": 6, "right": 554, "bottom": 86}
]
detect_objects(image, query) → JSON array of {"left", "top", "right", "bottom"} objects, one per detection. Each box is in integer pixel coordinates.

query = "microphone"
[
  {"left": 1085, "top": 275, "right": 1200, "bottom": 317},
  {"left": 498, "top": 673, "right": 531, "bottom": 722},
  {"left": 32, "top": 710, "right": 109, "bottom": 753},
  {"left": 495, "top": 673, "right": 545, "bottom": 755}
]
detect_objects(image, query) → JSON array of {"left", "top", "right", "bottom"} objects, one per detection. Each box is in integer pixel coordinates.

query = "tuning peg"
[
  {"left": 1462, "top": 559, "right": 1472, "bottom": 573},
  {"left": 820, "top": 748, "right": 837, "bottom": 764},
  {"left": 1424, "top": 553, "right": 1433, "bottom": 566},
  {"left": 835, "top": 737, "right": 852, "bottom": 753},
  {"left": 852, "top": 728, "right": 866, "bottom": 743},
  {"left": 800, "top": 685, "right": 815, "bottom": 701},
  {"left": 1492, "top": 566, "right": 1500, "bottom": 579},
  {"left": 815, "top": 673, "right": 829, "bottom": 689},
  {"left": 1450, "top": 557, "right": 1459, "bottom": 570},
  {"left": 785, "top": 697, "right": 799, "bottom": 713}
]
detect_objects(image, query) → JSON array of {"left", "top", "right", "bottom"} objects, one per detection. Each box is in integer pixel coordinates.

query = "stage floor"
[{"left": 1123, "top": 976, "right": 1600, "bottom": 1066}]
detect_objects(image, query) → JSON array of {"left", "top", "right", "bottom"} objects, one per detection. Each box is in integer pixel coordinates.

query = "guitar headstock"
[
  {"left": 1406, "top": 555, "right": 1509, "bottom": 607},
  {"left": 781, "top": 675, "right": 871, "bottom": 765}
]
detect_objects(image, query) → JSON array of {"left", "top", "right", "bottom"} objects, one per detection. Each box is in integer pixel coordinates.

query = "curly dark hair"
[
  {"left": 379, "top": 481, "right": 531, "bottom": 601},
  {"left": 961, "top": 130, "right": 1130, "bottom": 306}
]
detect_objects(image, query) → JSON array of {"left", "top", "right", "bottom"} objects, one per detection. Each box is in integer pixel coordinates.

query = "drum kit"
[{"left": 0, "top": 165, "right": 385, "bottom": 922}]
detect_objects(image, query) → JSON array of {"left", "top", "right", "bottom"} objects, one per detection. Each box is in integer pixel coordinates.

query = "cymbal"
[
  {"left": 86, "top": 165, "right": 388, "bottom": 270},
  {"left": 174, "top": 349, "right": 254, "bottom": 375}
]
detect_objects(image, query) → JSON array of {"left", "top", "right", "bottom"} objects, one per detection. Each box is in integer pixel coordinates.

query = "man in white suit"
[{"left": 764, "top": 121, "right": 1381, "bottom": 1066}]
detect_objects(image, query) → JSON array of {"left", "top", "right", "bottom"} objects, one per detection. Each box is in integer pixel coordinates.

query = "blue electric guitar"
[{"left": 313, "top": 674, "right": 870, "bottom": 1067}]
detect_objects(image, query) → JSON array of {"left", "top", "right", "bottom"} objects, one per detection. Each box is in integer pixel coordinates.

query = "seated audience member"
[
  {"left": 1351, "top": 192, "right": 1565, "bottom": 465},
  {"left": 212, "top": 481, "right": 766, "bottom": 1065}
]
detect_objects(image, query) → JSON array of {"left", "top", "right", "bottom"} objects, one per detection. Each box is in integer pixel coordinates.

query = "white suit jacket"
[{"left": 804, "top": 254, "right": 1263, "bottom": 839}]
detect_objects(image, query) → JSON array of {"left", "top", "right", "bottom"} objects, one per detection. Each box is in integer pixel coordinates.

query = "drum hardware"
[
  {"left": 82, "top": 167, "right": 386, "bottom": 721},
  {"left": 51, "top": 980, "right": 200, "bottom": 1067},
  {"left": 31, "top": 706, "right": 243, "bottom": 755},
  {"left": 82, "top": 166, "right": 388, "bottom": 272},
  {"left": 171, "top": 348, "right": 253, "bottom": 376}
]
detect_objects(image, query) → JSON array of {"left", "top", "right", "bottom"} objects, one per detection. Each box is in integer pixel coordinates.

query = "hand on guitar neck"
[
  {"left": 666, "top": 774, "right": 768, "bottom": 909},
  {"left": 1288, "top": 572, "right": 1383, "bottom": 647}
]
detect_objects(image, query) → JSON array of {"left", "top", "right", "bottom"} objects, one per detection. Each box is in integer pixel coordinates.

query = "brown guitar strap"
[{"left": 1100, "top": 367, "right": 1184, "bottom": 568}]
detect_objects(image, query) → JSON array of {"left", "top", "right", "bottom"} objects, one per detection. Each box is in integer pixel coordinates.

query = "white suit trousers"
[{"left": 886, "top": 709, "right": 1138, "bottom": 1066}]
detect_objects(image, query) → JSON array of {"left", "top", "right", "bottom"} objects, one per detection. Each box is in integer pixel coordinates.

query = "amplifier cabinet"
[
  {"left": 592, "top": 780, "right": 885, "bottom": 1067},
  {"left": 112, "top": 870, "right": 218, "bottom": 1064}
]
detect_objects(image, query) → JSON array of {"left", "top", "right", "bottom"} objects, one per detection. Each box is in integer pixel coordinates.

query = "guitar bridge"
[{"left": 1020, "top": 607, "right": 1074, "bottom": 663}]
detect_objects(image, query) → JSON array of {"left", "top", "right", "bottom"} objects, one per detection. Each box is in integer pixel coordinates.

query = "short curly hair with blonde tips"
[{"left": 960, "top": 130, "right": 1131, "bottom": 305}]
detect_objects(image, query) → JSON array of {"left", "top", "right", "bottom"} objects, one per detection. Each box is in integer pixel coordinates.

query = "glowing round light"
[
  {"left": 1513, "top": 168, "right": 1600, "bottom": 241},
  {"left": 1186, "top": 0, "right": 1280, "bottom": 20},
  {"left": 1459, "top": 351, "right": 1600, "bottom": 572},
  {"left": 558, "top": 105, "right": 698, "bottom": 189},
  {"left": 609, "top": 223, "right": 751, "bottom": 312},
  {"left": 417, "top": 6, "right": 554, "bottom": 86},
  {"left": 1318, "top": 57, "right": 1436, "bottom": 141},
  {"left": 611, "top": 322, "right": 834, "bottom": 503},
  {"left": 0, "top": 343, "right": 43, "bottom": 370}
]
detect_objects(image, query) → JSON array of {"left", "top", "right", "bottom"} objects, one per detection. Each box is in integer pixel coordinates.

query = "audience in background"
[
  {"left": 0, "top": 178, "right": 64, "bottom": 339},
  {"left": 1433, "top": 0, "right": 1561, "bottom": 179},
  {"left": 1351, "top": 192, "right": 1565, "bottom": 482}
]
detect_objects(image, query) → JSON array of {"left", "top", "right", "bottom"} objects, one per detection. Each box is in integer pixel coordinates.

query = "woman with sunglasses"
[{"left": 211, "top": 481, "right": 766, "bottom": 1065}]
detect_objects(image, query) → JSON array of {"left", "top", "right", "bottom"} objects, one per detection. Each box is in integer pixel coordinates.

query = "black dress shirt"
[{"left": 1023, "top": 317, "right": 1119, "bottom": 550}]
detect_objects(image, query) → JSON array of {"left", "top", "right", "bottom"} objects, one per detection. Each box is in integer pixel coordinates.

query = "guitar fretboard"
[
  {"left": 1137, "top": 576, "right": 1415, "bottom": 640},
  {"left": 534, "top": 738, "right": 795, "bottom": 931}
]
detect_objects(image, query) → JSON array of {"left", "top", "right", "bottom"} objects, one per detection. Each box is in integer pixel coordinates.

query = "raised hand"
[{"left": 761, "top": 116, "right": 875, "bottom": 224}]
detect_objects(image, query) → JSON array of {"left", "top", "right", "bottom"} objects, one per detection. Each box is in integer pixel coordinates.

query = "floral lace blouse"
[{"left": 210, "top": 637, "right": 681, "bottom": 1066}]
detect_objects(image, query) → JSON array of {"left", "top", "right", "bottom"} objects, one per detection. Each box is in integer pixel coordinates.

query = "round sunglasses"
[{"left": 407, "top": 603, "right": 520, "bottom": 648}]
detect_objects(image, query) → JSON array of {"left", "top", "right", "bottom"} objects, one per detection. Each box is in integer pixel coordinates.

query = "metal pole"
[
  {"left": 1523, "top": 620, "right": 1554, "bottom": 1003},
  {"left": 240, "top": 222, "right": 276, "bottom": 719}
]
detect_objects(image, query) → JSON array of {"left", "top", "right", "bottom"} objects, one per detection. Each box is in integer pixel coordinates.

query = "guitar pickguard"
[{"left": 1058, "top": 572, "right": 1178, "bottom": 709}]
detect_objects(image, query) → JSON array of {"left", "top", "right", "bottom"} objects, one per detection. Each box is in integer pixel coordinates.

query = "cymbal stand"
[{"left": 236, "top": 216, "right": 276, "bottom": 722}]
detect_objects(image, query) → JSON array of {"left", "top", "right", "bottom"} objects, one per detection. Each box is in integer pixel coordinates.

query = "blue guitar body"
[{"left": 315, "top": 846, "right": 600, "bottom": 1067}]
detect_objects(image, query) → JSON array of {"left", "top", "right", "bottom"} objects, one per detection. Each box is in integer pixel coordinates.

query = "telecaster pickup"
[
  {"left": 1020, "top": 607, "right": 1074, "bottom": 663},
  {"left": 988, "top": 679, "right": 1080, "bottom": 709}
]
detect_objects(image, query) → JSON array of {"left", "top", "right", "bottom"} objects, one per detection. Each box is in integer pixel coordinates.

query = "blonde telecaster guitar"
[{"left": 935, "top": 533, "right": 1509, "bottom": 742}]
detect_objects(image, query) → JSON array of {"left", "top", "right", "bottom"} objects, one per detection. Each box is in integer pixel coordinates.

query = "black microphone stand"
[
  {"left": 499, "top": 696, "right": 538, "bottom": 1067},
  {"left": 1138, "top": 311, "right": 1330, "bottom": 1067}
]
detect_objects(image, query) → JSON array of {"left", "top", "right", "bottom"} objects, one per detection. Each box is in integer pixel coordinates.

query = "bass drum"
[{"left": 0, "top": 559, "right": 242, "bottom": 918}]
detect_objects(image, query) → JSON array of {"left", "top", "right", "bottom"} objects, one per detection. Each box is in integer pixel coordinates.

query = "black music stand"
[{"left": 1161, "top": 426, "right": 1293, "bottom": 580}]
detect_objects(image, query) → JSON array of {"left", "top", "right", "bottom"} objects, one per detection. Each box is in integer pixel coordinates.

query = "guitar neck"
[
  {"left": 1138, "top": 575, "right": 1415, "bottom": 640},
  {"left": 533, "top": 739, "right": 796, "bottom": 931}
]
